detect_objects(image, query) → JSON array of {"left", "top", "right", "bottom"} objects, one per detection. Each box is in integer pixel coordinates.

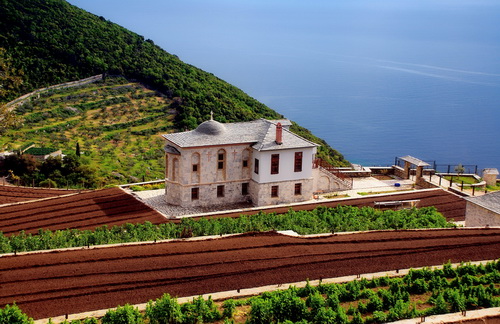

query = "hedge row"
[{"left": 0, "top": 206, "right": 454, "bottom": 254}]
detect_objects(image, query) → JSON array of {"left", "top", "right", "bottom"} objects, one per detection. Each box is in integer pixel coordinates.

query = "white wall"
[{"left": 251, "top": 147, "right": 316, "bottom": 184}]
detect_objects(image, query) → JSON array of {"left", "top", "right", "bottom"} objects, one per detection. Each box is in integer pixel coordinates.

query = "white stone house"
[
  {"left": 162, "top": 118, "right": 321, "bottom": 207},
  {"left": 465, "top": 191, "right": 500, "bottom": 227}
]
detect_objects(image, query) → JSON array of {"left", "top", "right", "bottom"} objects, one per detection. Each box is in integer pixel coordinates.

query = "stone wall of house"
[
  {"left": 165, "top": 143, "right": 253, "bottom": 207},
  {"left": 465, "top": 203, "right": 500, "bottom": 227},
  {"left": 251, "top": 178, "right": 314, "bottom": 206}
]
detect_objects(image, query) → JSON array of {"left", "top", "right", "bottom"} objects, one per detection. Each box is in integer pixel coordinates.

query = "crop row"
[
  {"left": 0, "top": 206, "right": 454, "bottom": 253},
  {"left": 3, "top": 260, "right": 500, "bottom": 324}
]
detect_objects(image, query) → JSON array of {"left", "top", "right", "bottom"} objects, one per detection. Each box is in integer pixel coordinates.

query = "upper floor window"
[
  {"left": 254, "top": 158, "right": 259, "bottom": 174},
  {"left": 294, "top": 152, "right": 303, "bottom": 172},
  {"left": 191, "top": 152, "right": 200, "bottom": 173},
  {"left": 217, "top": 149, "right": 225, "bottom": 170},
  {"left": 242, "top": 149, "right": 250, "bottom": 168},
  {"left": 271, "top": 154, "right": 280, "bottom": 174}
]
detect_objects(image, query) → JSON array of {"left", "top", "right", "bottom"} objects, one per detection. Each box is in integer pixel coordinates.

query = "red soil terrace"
[
  {"left": 0, "top": 185, "right": 80, "bottom": 205},
  {"left": 1, "top": 228, "right": 499, "bottom": 320},
  {"left": 0, "top": 187, "right": 167, "bottom": 235}
]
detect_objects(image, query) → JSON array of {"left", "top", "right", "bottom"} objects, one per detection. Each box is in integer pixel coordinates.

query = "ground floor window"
[
  {"left": 242, "top": 182, "right": 249, "bottom": 195},
  {"left": 271, "top": 185, "right": 279, "bottom": 198},
  {"left": 217, "top": 185, "right": 225, "bottom": 197},
  {"left": 191, "top": 188, "right": 199, "bottom": 200},
  {"left": 294, "top": 183, "right": 302, "bottom": 195}
]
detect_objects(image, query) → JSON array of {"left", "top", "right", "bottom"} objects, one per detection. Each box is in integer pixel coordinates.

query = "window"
[
  {"left": 192, "top": 164, "right": 198, "bottom": 172},
  {"left": 242, "top": 182, "right": 249, "bottom": 195},
  {"left": 294, "top": 183, "right": 302, "bottom": 195},
  {"left": 242, "top": 159, "right": 248, "bottom": 168},
  {"left": 217, "top": 185, "right": 225, "bottom": 197},
  {"left": 294, "top": 152, "right": 303, "bottom": 172},
  {"left": 217, "top": 150, "right": 225, "bottom": 170},
  {"left": 254, "top": 158, "right": 259, "bottom": 174},
  {"left": 271, "top": 185, "right": 279, "bottom": 198},
  {"left": 271, "top": 154, "right": 280, "bottom": 174},
  {"left": 191, "top": 188, "right": 199, "bottom": 200}
]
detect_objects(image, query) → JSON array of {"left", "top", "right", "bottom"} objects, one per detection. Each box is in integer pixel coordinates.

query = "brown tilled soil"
[
  {"left": 0, "top": 185, "right": 80, "bottom": 205},
  {"left": 0, "top": 187, "right": 167, "bottom": 235},
  {"left": 1, "top": 228, "right": 499, "bottom": 320}
]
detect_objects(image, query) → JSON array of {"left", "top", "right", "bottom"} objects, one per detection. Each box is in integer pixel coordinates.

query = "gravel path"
[{"left": 131, "top": 189, "right": 252, "bottom": 218}]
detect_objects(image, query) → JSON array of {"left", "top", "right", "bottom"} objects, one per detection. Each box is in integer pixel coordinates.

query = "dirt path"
[{"left": 1, "top": 228, "right": 499, "bottom": 319}]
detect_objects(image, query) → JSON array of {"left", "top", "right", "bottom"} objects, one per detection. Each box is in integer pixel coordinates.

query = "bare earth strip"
[
  {"left": 0, "top": 187, "right": 167, "bottom": 235},
  {"left": 1, "top": 228, "right": 499, "bottom": 320},
  {"left": 0, "top": 185, "right": 81, "bottom": 205}
]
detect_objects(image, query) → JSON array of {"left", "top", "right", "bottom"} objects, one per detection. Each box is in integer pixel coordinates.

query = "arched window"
[
  {"left": 165, "top": 154, "right": 169, "bottom": 179},
  {"left": 191, "top": 152, "right": 200, "bottom": 173},
  {"left": 172, "top": 158, "right": 179, "bottom": 182},
  {"left": 242, "top": 149, "right": 250, "bottom": 168}
]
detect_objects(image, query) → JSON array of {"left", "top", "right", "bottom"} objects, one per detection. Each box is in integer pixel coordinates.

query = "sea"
[{"left": 70, "top": 0, "right": 500, "bottom": 173}]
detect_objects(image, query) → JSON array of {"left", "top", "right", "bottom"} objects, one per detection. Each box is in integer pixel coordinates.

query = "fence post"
[{"left": 461, "top": 181, "right": 464, "bottom": 192}]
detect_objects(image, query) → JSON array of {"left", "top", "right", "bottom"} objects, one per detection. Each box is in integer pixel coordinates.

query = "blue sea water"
[{"left": 69, "top": 0, "right": 500, "bottom": 172}]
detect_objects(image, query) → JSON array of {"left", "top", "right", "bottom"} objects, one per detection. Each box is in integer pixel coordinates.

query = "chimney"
[{"left": 275, "top": 122, "right": 283, "bottom": 145}]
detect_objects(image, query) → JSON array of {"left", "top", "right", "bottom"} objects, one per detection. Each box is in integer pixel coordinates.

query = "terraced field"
[
  {"left": 1, "top": 228, "right": 499, "bottom": 320},
  {"left": 0, "top": 185, "right": 80, "bottom": 205},
  {"left": 0, "top": 187, "right": 167, "bottom": 235}
]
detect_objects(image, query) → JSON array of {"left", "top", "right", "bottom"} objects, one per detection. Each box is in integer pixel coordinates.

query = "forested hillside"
[{"left": 0, "top": 0, "right": 348, "bottom": 175}]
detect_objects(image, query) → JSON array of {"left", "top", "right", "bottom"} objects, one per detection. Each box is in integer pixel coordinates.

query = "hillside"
[
  {"left": 1, "top": 77, "right": 174, "bottom": 183},
  {"left": 0, "top": 0, "right": 348, "bottom": 172}
]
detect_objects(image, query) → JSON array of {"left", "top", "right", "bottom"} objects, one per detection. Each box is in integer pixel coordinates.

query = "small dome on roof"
[{"left": 195, "top": 119, "right": 226, "bottom": 135}]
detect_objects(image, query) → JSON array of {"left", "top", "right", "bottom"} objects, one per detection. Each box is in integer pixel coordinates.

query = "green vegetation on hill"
[
  {"left": 0, "top": 0, "right": 348, "bottom": 168},
  {"left": 1, "top": 77, "right": 172, "bottom": 184}
]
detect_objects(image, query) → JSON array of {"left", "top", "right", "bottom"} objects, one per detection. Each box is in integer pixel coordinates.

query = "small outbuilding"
[{"left": 465, "top": 191, "right": 500, "bottom": 227}]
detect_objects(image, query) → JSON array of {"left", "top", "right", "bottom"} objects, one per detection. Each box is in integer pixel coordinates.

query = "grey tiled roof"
[
  {"left": 162, "top": 119, "right": 318, "bottom": 151},
  {"left": 465, "top": 191, "right": 500, "bottom": 214}
]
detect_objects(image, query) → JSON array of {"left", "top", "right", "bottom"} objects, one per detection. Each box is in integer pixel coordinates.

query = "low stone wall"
[
  {"left": 416, "top": 177, "right": 439, "bottom": 189},
  {"left": 369, "top": 167, "right": 395, "bottom": 175},
  {"left": 341, "top": 170, "right": 372, "bottom": 178}
]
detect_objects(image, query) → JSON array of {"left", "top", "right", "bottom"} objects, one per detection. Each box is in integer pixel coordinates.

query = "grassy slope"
[{"left": 2, "top": 77, "right": 173, "bottom": 183}]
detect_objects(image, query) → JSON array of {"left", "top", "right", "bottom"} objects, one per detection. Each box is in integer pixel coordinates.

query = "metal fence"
[{"left": 394, "top": 157, "right": 478, "bottom": 175}]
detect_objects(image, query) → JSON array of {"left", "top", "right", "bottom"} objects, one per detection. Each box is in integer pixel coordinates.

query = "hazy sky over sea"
[{"left": 68, "top": 0, "right": 500, "bottom": 170}]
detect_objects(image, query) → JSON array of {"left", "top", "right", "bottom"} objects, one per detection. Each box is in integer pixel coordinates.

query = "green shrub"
[
  {"left": 222, "top": 299, "right": 236, "bottom": 319},
  {"left": 101, "top": 304, "right": 143, "bottom": 324},
  {"left": 146, "top": 293, "right": 183, "bottom": 324},
  {"left": 0, "top": 304, "right": 34, "bottom": 324}
]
